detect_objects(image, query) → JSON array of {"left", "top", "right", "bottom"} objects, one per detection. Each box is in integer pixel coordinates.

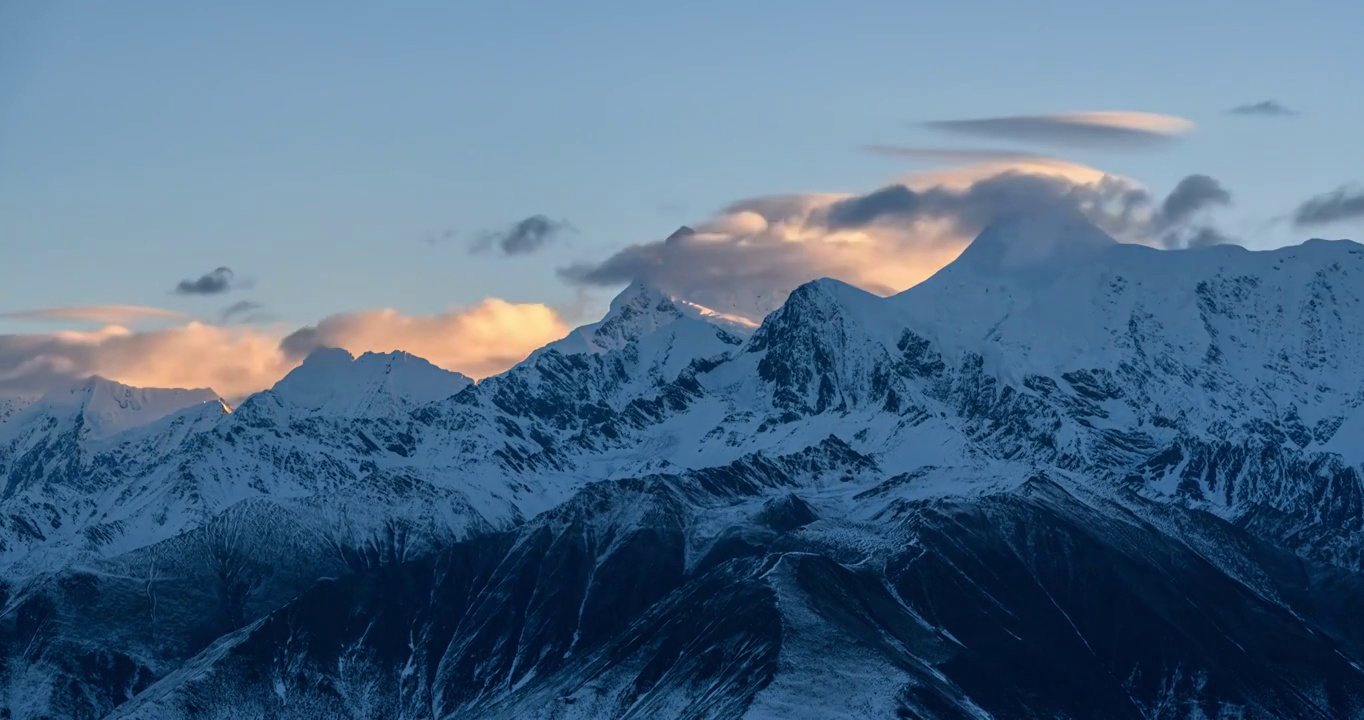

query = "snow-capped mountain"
[
  {"left": 0, "top": 376, "right": 221, "bottom": 445},
  {"left": 4, "top": 213, "right": 1364, "bottom": 718},
  {"left": 475, "top": 281, "right": 746, "bottom": 453},
  {"left": 0, "top": 377, "right": 229, "bottom": 571},
  {"left": 542, "top": 279, "right": 751, "bottom": 357},
  {"left": 263, "top": 348, "right": 473, "bottom": 418}
]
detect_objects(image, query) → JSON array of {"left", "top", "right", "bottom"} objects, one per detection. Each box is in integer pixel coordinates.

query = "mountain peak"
[
  {"left": 790, "top": 277, "right": 876, "bottom": 301},
  {"left": 263, "top": 346, "right": 471, "bottom": 416},
  {"left": 780, "top": 277, "right": 890, "bottom": 322},
  {"left": 607, "top": 280, "right": 681, "bottom": 317},
  {"left": 69, "top": 375, "right": 217, "bottom": 406},
  {"left": 665, "top": 225, "right": 696, "bottom": 243},
  {"left": 954, "top": 209, "right": 1117, "bottom": 273},
  {"left": 19, "top": 376, "right": 223, "bottom": 441},
  {"left": 526, "top": 275, "right": 758, "bottom": 370},
  {"left": 611, "top": 279, "right": 762, "bottom": 337},
  {"left": 757, "top": 276, "right": 898, "bottom": 346},
  {"left": 540, "top": 282, "right": 686, "bottom": 357},
  {"left": 298, "top": 346, "right": 356, "bottom": 368}
]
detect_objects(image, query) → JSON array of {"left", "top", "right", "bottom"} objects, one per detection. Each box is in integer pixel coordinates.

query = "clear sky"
[{"left": 2, "top": 0, "right": 1362, "bottom": 394}]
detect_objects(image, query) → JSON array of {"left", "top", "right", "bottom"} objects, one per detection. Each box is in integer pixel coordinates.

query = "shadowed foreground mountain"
[{"left": 2, "top": 214, "right": 1364, "bottom": 718}]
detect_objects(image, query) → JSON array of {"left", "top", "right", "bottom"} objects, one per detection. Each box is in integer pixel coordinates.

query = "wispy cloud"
[
  {"left": 422, "top": 229, "right": 459, "bottom": 246},
  {"left": 1182, "top": 226, "right": 1233, "bottom": 248},
  {"left": 1151, "top": 174, "right": 1232, "bottom": 247},
  {"left": 921, "top": 111, "right": 1193, "bottom": 149},
  {"left": 1227, "top": 100, "right": 1295, "bottom": 117},
  {"left": 173, "top": 266, "right": 238, "bottom": 295},
  {"left": 470, "top": 215, "right": 573, "bottom": 256},
  {"left": 863, "top": 146, "right": 1045, "bottom": 164},
  {"left": 1293, "top": 185, "right": 1364, "bottom": 227},
  {"left": 1, "top": 305, "right": 186, "bottom": 324},
  {"left": 1156, "top": 175, "right": 1231, "bottom": 226},
  {"left": 219, "top": 300, "right": 270, "bottom": 324}
]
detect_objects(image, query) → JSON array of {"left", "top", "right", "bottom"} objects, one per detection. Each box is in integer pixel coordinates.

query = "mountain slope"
[{"left": 108, "top": 465, "right": 1364, "bottom": 719}]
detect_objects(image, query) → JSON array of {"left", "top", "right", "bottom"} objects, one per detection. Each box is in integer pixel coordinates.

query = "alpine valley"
[{"left": 3, "top": 212, "right": 1364, "bottom": 719}]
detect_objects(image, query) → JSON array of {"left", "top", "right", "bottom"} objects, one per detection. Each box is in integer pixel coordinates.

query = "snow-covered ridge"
[
  {"left": 542, "top": 281, "right": 692, "bottom": 356},
  {"left": 671, "top": 297, "right": 761, "bottom": 336},
  {"left": 537, "top": 280, "right": 752, "bottom": 363},
  {"left": 950, "top": 206, "right": 1117, "bottom": 273},
  {"left": 251, "top": 347, "right": 473, "bottom": 418},
  {"left": 896, "top": 217, "right": 1364, "bottom": 394},
  {"left": 1, "top": 217, "right": 1362, "bottom": 588},
  {"left": 1, "top": 376, "right": 222, "bottom": 443}
]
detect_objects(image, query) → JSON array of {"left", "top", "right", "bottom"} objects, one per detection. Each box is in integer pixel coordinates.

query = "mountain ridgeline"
[{"left": 2, "top": 215, "right": 1364, "bottom": 719}]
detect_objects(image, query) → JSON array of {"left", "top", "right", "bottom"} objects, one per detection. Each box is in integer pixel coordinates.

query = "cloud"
[
  {"left": 219, "top": 300, "right": 269, "bottom": 324},
  {"left": 921, "top": 111, "right": 1193, "bottom": 149},
  {"left": 866, "top": 146, "right": 1121, "bottom": 188},
  {"left": 280, "top": 300, "right": 569, "bottom": 379},
  {"left": 423, "top": 229, "right": 459, "bottom": 246},
  {"left": 1292, "top": 186, "right": 1364, "bottom": 228},
  {"left": 1183, "top": 226, "right": 1233, "bottom": 248},
  {"left": 1227, "top": 100, "right": 1295, "bottom": 117},
  {"left": 1157, "top": 175, "right": 1232, "bottom": 225},
  {"left": 1154, "top": 224, "right": 1234, "bottom": 250},
  {"left": 1151, "top": 174, "right": 1232, "bottom": 246},
  {"left": 820, "top": 172, "right": 1152, "bottom": 235},
  {"left": 561, "top": 165, "right": 1233, "bottom": 320},
  {"left": 471, "top": 215, "right": 572, "bottom": 256},
  {"left": 0, "top": 324, "right": 295, "bottom": 399},
  {"left": 1, "top": 300, "right": 570, "bottom": 399},
  {"left": 173, "top": 266, "right": 238, "bottom": 295},
  {"left": 559, "top": 213, "right": 876, "bottom": 320},
  {"left": 1, "top": 305, "right": 186, "bottom": 324},
  {"left": 863, "top": 146, "right": 1045, "bottom": 164}
]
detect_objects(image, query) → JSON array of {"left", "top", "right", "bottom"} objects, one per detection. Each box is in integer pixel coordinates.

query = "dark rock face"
[
  {"left": 93, "top": 470, "right": 1364, "bottom": 719},
  {"left": 755, "top": 494, "right": 818, "bottom": 532},
  {"left": 891, "top": 480, "right": 1364, "bottom": 719}
]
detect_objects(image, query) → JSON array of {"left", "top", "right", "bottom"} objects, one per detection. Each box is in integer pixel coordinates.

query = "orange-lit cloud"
[
  {"left": 0, "top": 323, "right": 293, "bottom": 399},
  {"left": 0, "top": 300, "right": 569, "bottom": 398},
  {"left": 560, "top": 157, "right": 1154, "bottom": 319},
  {"left": 280, "top": 299, "right": 570, "bottom": 380},
  {"left": 1, "top": 305, "right": 187, "bottom": 324},
  {"left": 1039, "top": 111, "right": 1194, "bottom": 134},
  {"left": 561, "top": 152, "right": 1233, "bottom": 321},
  {"left": 895, "top": 156, "right": 1116, "bottom": 189}
]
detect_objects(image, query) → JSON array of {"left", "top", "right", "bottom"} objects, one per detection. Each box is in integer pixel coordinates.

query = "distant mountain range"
[{"left": 3, "top": 212, "right": 1363, "bottom": 718}]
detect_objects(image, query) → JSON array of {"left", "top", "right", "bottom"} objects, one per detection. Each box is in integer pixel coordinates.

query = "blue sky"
[{"left": 2, "top": 0, "right": 1362, "bottom": 352}]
